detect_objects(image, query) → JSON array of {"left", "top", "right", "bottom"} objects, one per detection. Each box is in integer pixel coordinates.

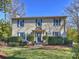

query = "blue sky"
[
  {"left": 0, "top": 0, "right": 71, "bottom": 19},
  {"left": 24, "top": 0, "right": 71, "bottom": 16}
]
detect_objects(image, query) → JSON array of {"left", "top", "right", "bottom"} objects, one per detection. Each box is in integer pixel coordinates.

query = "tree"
[
  {"left": 67, "top": 28, "right": 78, "bottom": 41},
  {"left": 66, "top": 0, "right": 79, "bottom": 34},
  {"left": 0, "top": 0, "right": 12, "bottom": 20},
  {"left": 0, "top": 19, "right": 11, "bottom": 41},
  {"left": 66, "top": 0, "right": 79, "bottom": 58},
  {"left": 0, "top": 0, "right": 26, "bottom": 20},
  {"left": 11, "top": 0, "right": 26, "bottom": 18},
  {"left": 66, "top": 0, "right": 79, "bottom": 43}
]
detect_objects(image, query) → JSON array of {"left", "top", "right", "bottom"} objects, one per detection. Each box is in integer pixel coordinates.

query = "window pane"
[
  {"left": 17, "top": 20, "right": 24, "bottom": 27},
  {"left": 53, "top": 19, "right": 61, "bottom": 26},
  {"left": 36, "top": 19, "right": 42, "bottom": 27},
  {"left": 20, "top": 20, "right": 24, "bottom": 27}
]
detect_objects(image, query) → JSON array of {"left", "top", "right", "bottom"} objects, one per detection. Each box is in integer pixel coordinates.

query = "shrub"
[
  {"left": 27, "top": 35, "right": 34, "bottom": 43},
  {"left": 43, "top": 35, "right": 48, "bottom": 41},
  {"left": 7, "top": 36, "right": 22, "bottom": 43},
  {"left": 8, "top": 42, "right": 20, "bottom": 47},
  {"left": 48, "top": 36, "right": 72, "bottom": 45},
  {"left": 7, "top": 36, "right": 22, "bottom": 47},
  {"left": 64, "top": 38, "right": 72, "bottom": 45},
  {"left": 72, "top": 43, "right": 79, "bottom": 59},
  {"left": 43, "top": 36, "right": 48, "bottom": 45}
]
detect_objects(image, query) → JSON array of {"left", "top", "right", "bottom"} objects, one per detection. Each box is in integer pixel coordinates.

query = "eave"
[{"left": 12, "top": 16, "right": 67, "bottom": 20}]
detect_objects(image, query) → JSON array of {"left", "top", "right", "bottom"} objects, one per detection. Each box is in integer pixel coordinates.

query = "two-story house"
[{"left": 12, "top": 16, "right": 67, "bottom": 44}]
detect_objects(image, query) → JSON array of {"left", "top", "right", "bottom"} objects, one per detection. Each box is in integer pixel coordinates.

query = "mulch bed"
[
  {"left": 43, "top": 45, "right": 71, "bottom": 50},
  {"left": 28, "top": 45, "right": 71, "bottom": 50}
]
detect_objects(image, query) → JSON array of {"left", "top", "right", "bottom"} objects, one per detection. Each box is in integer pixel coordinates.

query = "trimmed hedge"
[
  {"left": 7, "top": 36, "right": 23, "bottom": 47},
  {"left": 48, "top": 36, "right": 72, "bottom": 45},
  {"left": 7, "top": 36, "right": 22, "bottom": 42}
]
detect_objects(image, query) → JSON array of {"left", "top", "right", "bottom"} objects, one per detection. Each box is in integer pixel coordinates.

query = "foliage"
[
  {"left": 12, "top": 0, "right": 26, "bottom": 18},
  {"left": 48, "top": 36, "right": 71, "bottom": 45},
  {"left": 66, "top": 0, "right": 79, "bottom": 58},
  {"left": 0, "top": 0, "right": 12, "bottom": 20},
  {"left": 72, "top": 43, "right": 79, "bottom": 59},
  {"left": 0, "top": 20, "right": 11, "bottom": 41},
  {"left": 66, "top": 0, "right": 79, "bottom": 31},
  {"left": 67, "top": 28, "right": 78, "bottom": 42},
  {"left": 43, "top": 35, "right": 48, "bottom": 45},
  {"left": 66, "top": 0, "right": 79, "bottom": 43},
  {"left": 7, "top": 36, "right": 22, "bottom": 47},
  {"left": 7, "top": 36, "right": 22, "bottom": 42},
  {"left": 27, "top": 34, "right": 34, "bottom": 43},
  {"left": 43, "top": 35, "right": 48, "bottom": 41},
  {"left": 0, "top": 0, "right": 12, "bottom": 12},
  {"left": 0, "top": 0, "right": 26, "bottom": 19},
  {"left": 8, "top": 42, "right": 20, "bottom": 47}
]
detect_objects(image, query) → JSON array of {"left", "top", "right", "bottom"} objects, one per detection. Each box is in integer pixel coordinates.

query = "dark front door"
[{"left": 36, "top": 33, "right": 41, "bottom": 43}]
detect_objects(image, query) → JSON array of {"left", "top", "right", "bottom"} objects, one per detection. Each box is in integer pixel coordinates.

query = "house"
[{"left": 12, "top": 16, "right": 67, "bottom": 44}]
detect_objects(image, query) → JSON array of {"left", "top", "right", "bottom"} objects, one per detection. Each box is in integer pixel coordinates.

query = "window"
[
  {"left": 53, "top": 19, "right": 61, "bottom": 26},
  {"left": 36, "top": 19, "right": 42, "bottom": 27},
  {"left": 17, "top": 32, "right": 25, "bottom": 39},
  {"left": 53, "top": 32, "right": 61, "bottom": 36},
  {"left": 17, "top": 20, "right": 24, "bottom": 27}
]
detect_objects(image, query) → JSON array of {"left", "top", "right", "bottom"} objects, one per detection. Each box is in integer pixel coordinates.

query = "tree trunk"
[{"left": 77, "top": 28, "right": 79, "bottom": 42}]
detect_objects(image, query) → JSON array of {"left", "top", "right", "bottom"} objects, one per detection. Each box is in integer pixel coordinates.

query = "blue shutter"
[
  {"left": 59, "top": 19, "right": 61, "bottom": 26},
  {"left": 22, "top": 20, "right": 24, "bottom": 27},
  {"left": 17, "top": 20, "right": 19, "bottom": 27},
  {"left": 53, "top": 19, "right": 55, "bottom": 26},
  {"left": 41, "top": 19, "right": 42, "bottom": 26},
  {"left": 36, "top": 19, "right": 37, "bottom": 27}
]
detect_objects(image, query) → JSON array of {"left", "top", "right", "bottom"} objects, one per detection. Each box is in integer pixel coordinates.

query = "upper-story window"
[
  {"left": 17, "top": 20, "right": 24, "bottom": 27},
  {"left": 53, "top": 18, "right": 61, "bottom": 26},
  {"left": 36, "top": 19, "right": 42, "bottom": 27}
]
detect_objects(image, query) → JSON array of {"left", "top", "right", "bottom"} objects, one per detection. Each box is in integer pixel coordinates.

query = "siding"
[{"left": 12, "top": 18, "right": 66, "bottom": 36}]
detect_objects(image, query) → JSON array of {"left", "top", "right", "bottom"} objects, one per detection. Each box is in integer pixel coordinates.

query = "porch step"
[{"left": 34, "top": 44, "right": 43, "bottom": 48}]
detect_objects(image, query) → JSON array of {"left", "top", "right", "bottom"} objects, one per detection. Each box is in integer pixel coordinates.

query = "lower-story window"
[
  {"left": 17, "top": 32, "right": 25, "bottom": 40},
  {"left": 52, "top": 32, "right": 61, "bottom": 36}
]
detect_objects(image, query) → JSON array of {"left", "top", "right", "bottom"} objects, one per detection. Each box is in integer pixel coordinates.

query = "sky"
[
  {"left": 0, "top": 0, "right": 72, "bottom": 19},
  {"left": 24, "top": 0, "right": 71, "bottom": 16}
]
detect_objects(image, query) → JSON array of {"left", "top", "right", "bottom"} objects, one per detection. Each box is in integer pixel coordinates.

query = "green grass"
[{"left": 0, "top": 47, "right": 72, "bottom": 59}]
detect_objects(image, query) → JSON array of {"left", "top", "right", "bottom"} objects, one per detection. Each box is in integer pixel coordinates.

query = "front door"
[{"left": 36, "top": 32, "right": 41, "bottom": 43}]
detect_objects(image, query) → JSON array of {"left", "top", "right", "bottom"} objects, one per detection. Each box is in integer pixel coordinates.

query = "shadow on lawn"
[
  {"left": 6, "top": 56, "right": 25, "bottom": 59},
  {"left": 6, "top": 51, "right": 26, "bottom": 59}
]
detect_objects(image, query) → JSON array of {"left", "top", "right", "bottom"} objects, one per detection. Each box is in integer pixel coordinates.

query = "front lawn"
[{"left": 0, "top": 47, "right": 72, "bottom": 59}]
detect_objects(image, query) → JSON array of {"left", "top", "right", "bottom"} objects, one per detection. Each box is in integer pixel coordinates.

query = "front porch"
[{"left": 32, "top": 27, "right": 45, "bottom": 45}]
